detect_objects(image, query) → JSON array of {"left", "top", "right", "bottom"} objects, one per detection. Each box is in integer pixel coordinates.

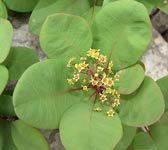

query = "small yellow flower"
[
  {"left": 97, "top": 66, "right": 104, "bottom": 72},
  {"left": 94, "top": 107, "right": 102, "bottom": 112},
  {"left": 83, "top": 79, "right": 87, "bottom": 83},
  {"left": 67, "top": 79, "right": 75, "bottom": 85},
  {"left": 106, "top": 88, "right": 112, "bottom": 94},
  {"left": 75, "top": 64, "right": 83, "bottom": 72},
  {"left": 87, "top": 49, "right": 100, "bottom": 59},
  {"left": 101, "top": 73, "right": 107, "bottom": 85},
  {"left": 67, "top": 57, "right": 76, "bottom": 67},
  {"left": 108, "top": 61, "right": 113, "bottom": 68},
  {"left": 94, "top": 73, "right": 99, "bottom": 77},
  {"left": 81, "top": 62, "right": 89, "bottom": 68},
  {"left": 73, "top": 74, "right": 80, "bottom": 82},
  {"left": 107, "top": 78, "right": 114, "bottom": 87},
  {"left": 107, "top": 109, "right": 115, "bottom": 117},
  {"left": 100, "top": 94, "right": 107, "bottom": 102},
  {"left": 99, "top": 55, "right": 106, "bottom": 64},
  {"left": 114, "top": 98, "right": 120, "bottom": 106},
  {"left": 82, "top": 85, "right": 88, "bottom": 91},
  {"left": 80, "top": 57, "right": 87, "bottom": 61},
  {"left": 114, "top": 74, "right": 120, "bottom": 81}
]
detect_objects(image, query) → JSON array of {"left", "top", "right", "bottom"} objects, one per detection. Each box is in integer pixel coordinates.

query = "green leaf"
[
  {"left": 11, "top": 120, "right": 49, "bottom": 150},
  {"left": 93, "top": 0, "right": 152, "bottom": 70},
  {"left": 40, "top": 13, "right": 92, "bottom": 59},
  {"left": 0, "top": 65, "right": 8, "bottom": 95},
  {"left": 132, "top": 132, "right": 157, "bottom": 150},
  {"left": 157, "top": 76, "right": 168, "bottom": 112},
  {"left": 60, "top": 102, "right": 123, "bottom": 150},
  {"left": 132, "top": 112, "right": 168, "bottom": 150},
  {"left": 136, "top": 0, "right": 154, "bottom": 13},
  {"left": 119, "top": 76, "right": 165, "bottom": 127},
  {"left": 0, "top": 95, "right": 15, "bottom": 116},
  {"left": 156, "top": 0, "right": 168, "bottom": 15},
  {"left": 0, "top": 1, "right": 7, "bottom": 19},
  {"left": 0, "top": 19, "right": 13, "bottom": 63},
  {"left": 115, "top": 125, "right": 136, "bottom": 150},
  {"left": 3, "top": 47, "right": 39, "bottom": 81},
  {"left": 114, "top": 64, "right": 145, "bottom": 95},
  {"left": 0, "top": 121, "right": 18, "bottom": 150},
  {"left": 13, "top": 59, "right": 83, "bottom": 129},
  {"left": 29, "top": 0, "right": 90, "bottom": 35},
  {"left": 3, "top": 0, "right": 39, "bottom": 12}
]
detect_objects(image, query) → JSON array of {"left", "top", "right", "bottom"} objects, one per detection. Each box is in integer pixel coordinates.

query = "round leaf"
[
  {"left": 132, "top": 132, "right": 157, "bottom": 150},
  {"left": 132, "top": 112, "right": 168, "bottom": 150},
  {"left": 119, "top": 76, "right": 165, "bottom": 127},
  {"left": 157, "top": 76, "right": 168, "bottom": 112},
  {"left": 114, "top": 64, "right": 145, "bottom": 95},
  {"left": 4, "top": 47, "right": 39, "bottom": 81},
  {"left": 13, "top": 59, "right": 83, "bottom": 129},
  {"left": 93, "top": 0, "right": 152, "bottom": 70},
  {"left": 40, "top": 13, "right": 92, "bottom": 59},
  {"left": 115, "top": 125, "right": 136, "bottom": 150},
  {"left": 0, "top": 1, "right": 7, "bottom": 19},
  {"left": 3, "top": 0, "right": 39, "bottom": 12},
  {"left": 60, "top": 102, "right": 123, "bottom": 150},
  {"left": 0, "top": 19, "right": 13, "bottom": 63},
  {"left": 0, "top": 65, "right": 8, "bottom": 95},
  {"left": 0, "top": 121, "right": 18, "bottom": 150},
  {"left": 0, "top": 95, "right": 15, "bottom": 116},
  {"left": 29, "top": 0, "right": 90, "bottom": 35},
  {"left": 11, "top": 120, "right": 49, "bottom": 150}
]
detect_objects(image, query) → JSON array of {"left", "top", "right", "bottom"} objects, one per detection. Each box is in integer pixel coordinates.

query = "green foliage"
[
  {"left": 0, "top": 65, "right": 8, "bottom": 95},
  {"left": 119, "top": 76, "right": 164, "bottom": 126},
  {"left": 0, "top": 95, "right": 15, "bottom": 116},
  {"left": 0, "top": 0, "right": 168, "bottom": 149},
  {"left": 3, "top": 0, "right": 39, "bottom": 12},
  {"left": 13, "top": 59, "right": 84, "bottom": 129},
  {"left": 0, "top": 19, "right": 13, "bottom": 63},
  {"left": 115, "top": 125, "right": 136, "bottom": 150},
  {"left": 132, "top": 112, "right": 168, "bottom": 149},
  {"left": 0, "top": 120, "right": 49, "bottom": 150},
  {"left": 29, "top": 0, "right": 90, "bottom": 35},
  {"left": 114, "top": 64, "right": 145, "bottom": 95},
  {"left": 0, "top": 1, "right": 7, "bottom": 19},
  {"left": 3, "top": 47, "right": 39, "bottom": 81},
  {"left": 93, "top": 0, "right": 152, "bottom": 70},
  {"left": 40, "top": 14, "right": 92, "bottom": 59},
  {"left": 60, "top": 102, "right": 123, "bottom": 150},
  {"left": 157, "top": 75, "right": 168, "bottom": 111}
]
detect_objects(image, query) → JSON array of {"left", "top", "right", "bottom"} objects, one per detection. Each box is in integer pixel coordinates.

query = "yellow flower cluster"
[{"left": 67, "top": 48, "right": 120, "bottom": 117}]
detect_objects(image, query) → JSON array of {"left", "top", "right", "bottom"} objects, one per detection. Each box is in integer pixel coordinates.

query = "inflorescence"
[{"left": 67, "top": 48, "right": 120, "bottom": 117}]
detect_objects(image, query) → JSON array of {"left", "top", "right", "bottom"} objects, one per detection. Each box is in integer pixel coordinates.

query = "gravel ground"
[{"left": 9, "top": 11, "right": 168, "bottom": 150}]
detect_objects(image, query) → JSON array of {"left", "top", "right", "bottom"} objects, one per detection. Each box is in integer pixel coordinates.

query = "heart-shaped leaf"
[
  {"left": 119, "top": 76, "right": 165, "bottom": 127},
  {"left": 0, "top": 95, "right": 15, "bottom": 116},
  {"left": 40, "top": 13, "right": 92, "bottom": 59},
  {"left": 13, "top": 59, "right": 84, "bottom": 129},
  {"left": 3, "top": 0, "right": 39, "bottom": 12},
  {"left": 60, "top": 102, "right": 123, "bottom": 150},
  {"left": 115, "top": 125, "right": 136, "bottom": 150},
  {"left": 114, "top": 64, "right": 145, "bottom": 95},
  {"left": 0, "top": 65, "right": 8, "bottom": 95},
  {"left": 132, "top": 112, "right": 168, "bottom": 150},
  {"left": 0, "top": 19, "right": 13, "bottom": 63},
  {"left": 93, "top": 0, "right": 152, "bottom": 70},
  {"left": 29, "top": 0, "right": 90, "bottom": 35},
  {"left": 4, "top": 47, "right": 39, "bottom": 81},
  {"left": 11, "top": 120, "right": 49, "bottom": 150},
  {"left": 157, "top": 76, "right": 168, "bottom": 112},
  {"left": 0, "top": 1, "right": 7, "bottom": 19}
]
